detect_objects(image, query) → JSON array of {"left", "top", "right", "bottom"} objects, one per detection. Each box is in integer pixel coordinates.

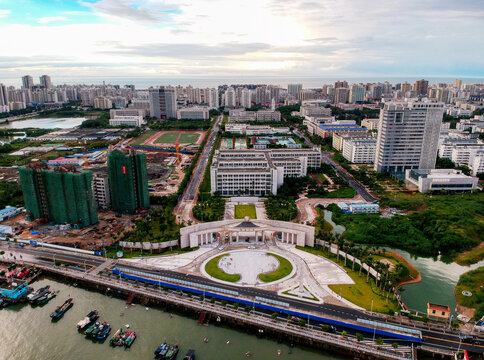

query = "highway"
[
  {"left": 182, "top": 114, "right": 223, "bottom": 201},
  {"left": 3, "top": 243, "right": 483, "bottom": 355}
]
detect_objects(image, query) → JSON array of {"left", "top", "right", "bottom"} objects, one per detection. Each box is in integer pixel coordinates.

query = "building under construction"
[
  {"left": 107, "top": 150, "right": 150, "bottom": 214},
  {"left": 18, "top": 163, "right": 98, "bottom": 228}
]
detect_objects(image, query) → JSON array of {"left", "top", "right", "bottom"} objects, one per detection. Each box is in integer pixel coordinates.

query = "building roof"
[
  {"left": 234, "top": 220, "right": 259, "bottom": 228},
  {"left": 0, "top": 206, "right": 17, "bottom": 215},
  {"left": 427, "top": 303, "right": 450, "bottom": 312}
]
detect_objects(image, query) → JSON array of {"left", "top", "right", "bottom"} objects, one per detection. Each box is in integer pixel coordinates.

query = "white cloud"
[
  {"left": 37, "top": 16, "right": 70, "bottom": 24},
  {"left": 0, "top": 9, "right": 10, "bottom": 18}
]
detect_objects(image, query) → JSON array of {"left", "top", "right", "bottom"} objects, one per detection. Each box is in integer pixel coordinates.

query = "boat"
[
  {"left": 96, "top": 322, "right": 111, "bottom": 340},
  {"left": 77, "top": 310, "right": 99, "bottom": 330},
  {"left": 183, "top": 350, "right": 195, "bottom": 360},
  {"left": 50, "top": 298, "right": 73, "bottom": 320},
  {"left": 85, "top": 322, "right": 100, "bottom": 337},
  {"left": 157, "top": 342, "right": 170, "bottom": 358},
  {"left": 109, "top": 328, "right": 124, "bottom": 346},
  {"left": 124, "top": 331, "right": 136, "bottom": 348},
  {"left": 36, "top": 291, "right": 56, "bottom": 305},
  {"left": 92, "top": 322, "right": 107, "bottom": 338},
  {"left": 165, "top": 344, "right": 179, "bottom": 360},
  {"left": 27, "top": 285, "right": 50, "bottom": 303},
  {"left": 154, "top": 342, "right": 168, "bottom": 357}
]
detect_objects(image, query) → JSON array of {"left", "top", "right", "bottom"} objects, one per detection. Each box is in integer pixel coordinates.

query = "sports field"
[
  {"left": 234, "top": 138, "right": 247, "bottom": 149},
  {"left": 221, "top": 138, "right": 233, "bottom": 150},
  {"left": 142, "top": 131, "right": 205, "bottom": 147}
]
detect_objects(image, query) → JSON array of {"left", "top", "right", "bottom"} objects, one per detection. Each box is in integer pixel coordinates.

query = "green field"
[
  {"left": 205, "top": 254, "right": 241, "bottom": 282},
  {"left": 234, "top": 204, "right": 257, "bottom": 219},
  {"left": 258, "top": 253, "right": 293, "bottom": 282},
  {"left": 455, "top": 267, "right": 484, "bottom": 319},
  {"left": 155, "top": 132, "right": 180, "bottom": 143},
  {"left": 179, "top": 132, "right": 201, "bottom": 144},
  {"left": 131, "top": 130, "right": 158, "bottom": 146}
]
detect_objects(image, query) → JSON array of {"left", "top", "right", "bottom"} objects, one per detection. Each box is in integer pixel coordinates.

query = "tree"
[
  {"left": 392, "top": 343, "right": 399, "bottom": 351},
  {"left": 356, "top": 333, "right": 363, "bottom": 342},
  {"left": 341, "top": 330, "right": 347, "bottom": 339},
  {"left": 272, "top": 312, "right": 278, "bottom": 320},
  {"left": 298, "top": 319, "right": 306, "bottom": 327},
  {"left": 375, "top": 337, "right": 384, "bottom": 346}
]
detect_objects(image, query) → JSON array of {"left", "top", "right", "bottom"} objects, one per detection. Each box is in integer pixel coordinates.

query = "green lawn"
[
  {"left": 234, "top": 204, "right": 257, "bottom": 219},
  {"left": 205, "top": 254, "right": 241, "bottom": 282},
  {"left": 258, "top": 253, "right": 293, "bottom": 282},
  {"left": 155, "top": 132, "right": 180, "bottom": 143},
  {"left": 455, "top": 267, "right": 484, "bottom": 319},
  {"left": 297, "top": 247, "right": 400, "bottom": 314},
  {"left": 131, "top": 130, "right": 158, "bottom": 146},
  {"left": 179, "top": 132, "right": 201, "bottom": 144}
]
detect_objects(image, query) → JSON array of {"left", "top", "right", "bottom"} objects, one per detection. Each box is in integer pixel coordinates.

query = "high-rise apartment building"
[
  {"left": 413, "top": 79, "right": 429, "bottom": 96},
  {"left": 0, "top": 84, "right": 8, "bottom": 106},
  {"left": 39, "top": 75, "right": 53, "bottom": 89},
  {"left": 22, "top": 75, "right": 34, "bottom": 89},
  {"left": 240, "top": 88, "right": 252, "bottom": 108},
  {"left": 224, "top": 87, "right": 236, "bottom": 107},
  {"left": 149, "top": 87, "right": 177, "bottom": 119},
  {"left": 287, "top": 84, "right": 302, "bottom": 96},
  {"left": 454, "top": 79, "right": 462, "bottom": 90},
  {"left": 349, "top": 84, "right": 365, "bottom": 103},
  {"left": 374, "top": 101, "right": 444, "bottom": 176},
  {"left": 18, "top": 164, "right": 98, "bottom": 228},
  {"left": 107, "top": 150, "right": 150, "bottom": 214},
  {"left": 334, "top": 80, "right": 348, "bottom": 89},
  {"left": 334, "top": 87, "right": 349, "bottom": 104}
]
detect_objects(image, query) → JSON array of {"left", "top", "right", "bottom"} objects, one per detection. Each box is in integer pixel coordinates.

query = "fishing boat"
[
  {"left": 36, "top": 291, "right": 56, "bottom": 305},
  {"left": 183, "top": 349, "right": 195, "bottom": 360},
  {"left": 124, "top": 331, "right": 136, "bottom": 348},
  {"left": 164, "top": 344, "right": 179, "bottom": 360},
  {"left": 50, "top": 298, "right": 73, "bottom": 320},
  {"left": 96, "top": 322, "right": 111, "bottom": 340},
  {"left": 77, "top": 310, "right": 99, "bottom": 330},
  {"left": 85, "top": 322, "right": 100, "bottom": 337},
  {"left": 154, "top": 342, "right": 168, "bottom": 357},
  {"left": 27, "top": 285, "right": 50, "bottom": 303},
  {"left": 109, "top": 328, "right": 124, "bottom": 346},
  {"left": 91, "top": 322, "right": 107, "bottom": 338}
]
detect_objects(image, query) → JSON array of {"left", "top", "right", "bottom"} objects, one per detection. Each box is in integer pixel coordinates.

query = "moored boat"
[
  {"left": 77, "top": 310, "right": 99, "bottom": 330},
  {"left": 183, "top": 349, "right": 195, "bottom": 360},
  {"left": 154, "top": 342, "right": 167, "bottom": 357},
  {"left": 85, "top": 321, "right": 100, "bottom": 337},
  {"left": 50, "top": 298, "right": 73, "bottom": 320},
  {"left": 96, "top": 322, "right": 111, "bottom": 340},
  {"left": 165, "top": 344, "right": 179, "bottom": 360},
  {"left": 36, "top": 291, "right": 56, "bottom": 305},
  {"left": 27, "top": 285, "right": 50, "bottom": 303},
  {"left": 124, "top": 331, "right": 136, "bottom": 348},
  {"left": 109, "top": 328, "right": 124, "bottom": 346}
]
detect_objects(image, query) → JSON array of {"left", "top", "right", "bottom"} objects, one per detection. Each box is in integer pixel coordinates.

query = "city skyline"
[{"left": 0, "top": 0, "right": 483, "bottom": 82}]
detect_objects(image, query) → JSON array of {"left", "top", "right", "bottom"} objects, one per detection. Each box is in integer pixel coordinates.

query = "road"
[
  {"left": 3, "top": 243, "right": 483, "bottom": 355},
  {"left": 182, "top": 114, "right": 222, "bottom": 201},
  {"left": 293, "top": 129, "right": 377, "bottom": 203}
]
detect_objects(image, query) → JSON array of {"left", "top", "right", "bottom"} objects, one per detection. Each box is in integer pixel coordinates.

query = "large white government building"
[
  {"left": 180, "top": 217, "right": 315, "bottom": 248},
  {"left": 109, "top": 109, "right": 146, "bottom": 127},
  {"left": 210, "top": 148, "right": 322, "bottom": 196}
]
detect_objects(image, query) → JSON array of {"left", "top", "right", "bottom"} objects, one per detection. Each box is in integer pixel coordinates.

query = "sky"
[{"left": 0, "top": 0, "right": 483, "bottom": 84}]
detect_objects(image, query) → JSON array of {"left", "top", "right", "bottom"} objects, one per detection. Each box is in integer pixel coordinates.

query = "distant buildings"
[
  {"left": 342, "top": 137, "right": 377, "bottom": 164},
  {"left": 374, "top": 102, "right": 444, "bottom": 176},
  {"left": 22, "top": 75, "right": 34, "bottom": 89},
  {"left": 39, "top": 75, "right": 53, "bottom": 89},
  {"left": 405, "top": 169, "right": 478, "bottom": 193},
  {"left": 225, "top": 123, "right": 290, "bottom": 135},
  {"left": 176, "top": 107, "right": 210, "bottom": 120},
  {"left": 287, "top": 83, "right": 302, "bottom": 97},
  {"left": 413, "top": 79, "right": 429, "bottom": 96},
  {"left": 149, "top": 87, "right": 177, "bottom": 119},
  {"left": 349, "top": 84, "right": 365, "bottom": 103},
  {"left": 94, "top": 96, "right": 112, "bottom": 109},
  {"left": 109, "top": 109, "right": 146, "bottom": 127},
  {"left": 228, "top": 109, "right": 281, "bottom": 122},
  {"left": 18, "top": 164, "right": 98, "bottom": 228},
  {"left": 107, "top": 150, "right": 150, "bottom": 214}
]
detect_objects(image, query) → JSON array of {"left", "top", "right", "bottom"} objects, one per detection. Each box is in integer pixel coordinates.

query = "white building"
[
  {"left": 374, "top": 101, "right": 444, "bottom": 176},
  {"left": 240, "top": 88, "right": 252, "bottom": 108},
  {"left": 94, "top": 96, "right": 112, "bottom": 109},
  {"left": 0, "top": 206, "right": 23, "bottom": 222},
  {"left": 349, "top": 85, "right": 365, "bottom": 103},
  {"left": 361, "top": 118, "right": 380, "bottom": 131},
  {"left": 439, "top": 139, "right": 482, "bottom": 158},
  {"left": 177, "top": 107, "right": 210, "bottom": 120},
  {"left": 228, "top": 110, "right": 281, "bottom": 122},
  {"left": 287, "top": 84, "right": 303, "bottom": 96},
  {"left": 225, "top": 124, "right": 290, "bottom": 135},
  {"left": 210, "top": 147, "right": 322, "bottom": 195},
  {"left": 342, "top": 138, "right": 377, "bottom": 163},
  {"left": 224, "top": 87, "right": 236, "bottom": 107},
  {"left": 405, "top": 169, "right": 479, "bottom": 193},
  {"left": 92, "top": 174, "right": 111, "bottom": 209},
  {"left": 457, "top": 116, "right": 484, "bottom": 133},
  {"left": 300, "top": 104, "right": 331, "bottom": 117},
  {"left": 109, "top": 109, "right": 145, "bottom": 127}
]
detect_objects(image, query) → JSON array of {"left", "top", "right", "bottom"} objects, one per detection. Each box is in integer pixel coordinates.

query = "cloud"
[
  {"left": 80, "top": 0, "right": 180, "bottom": 24},
  {"left": 0, "top": 9, "right": 10, "bottom": 18},
  {"left": 37, "top": 16, "right": 70, "bottom": 24}
]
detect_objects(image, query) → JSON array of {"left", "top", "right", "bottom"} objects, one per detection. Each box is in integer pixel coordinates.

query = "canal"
[{"left": 0, "top": 277, "right": 348, "bottom": 360}]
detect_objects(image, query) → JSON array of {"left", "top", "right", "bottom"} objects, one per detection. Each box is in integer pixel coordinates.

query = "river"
[
  {"left": 0, "top": 117, "right": 85, "bottom": 129},
  {"left": 0, "top": 277, "right": 347, "bottom": 360},
  {"left": 323, "top": 210, "right": 483, "bottom": 316}
]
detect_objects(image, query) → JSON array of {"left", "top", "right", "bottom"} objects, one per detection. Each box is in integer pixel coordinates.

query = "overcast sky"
[{"left": 0, "top": 0, "right": 483, "bottom": 83}]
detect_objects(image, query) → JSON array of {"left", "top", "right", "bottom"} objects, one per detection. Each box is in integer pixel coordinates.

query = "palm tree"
[{"left": 366, "top": 257, "right": 374, "bottom": 283}]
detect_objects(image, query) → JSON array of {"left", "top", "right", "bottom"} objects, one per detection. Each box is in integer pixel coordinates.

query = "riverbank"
[{"left": 454, "top": 267, "right": 484, "bottom": 321}]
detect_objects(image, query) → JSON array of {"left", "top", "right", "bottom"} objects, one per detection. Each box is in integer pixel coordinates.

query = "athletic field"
[
  {"left": 221, "top": 138, "right": 233, "bottom": 150},
  {"left": 234, "top": 138, "right": 247, "bottom": 149},
  {"left": 142, "top": 131, "right": 205, "bottom": 147}
]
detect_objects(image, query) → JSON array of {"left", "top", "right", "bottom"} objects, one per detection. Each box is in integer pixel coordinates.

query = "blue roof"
[{"left": 0, "top": 206, "right": 16, "bottom": 215}]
